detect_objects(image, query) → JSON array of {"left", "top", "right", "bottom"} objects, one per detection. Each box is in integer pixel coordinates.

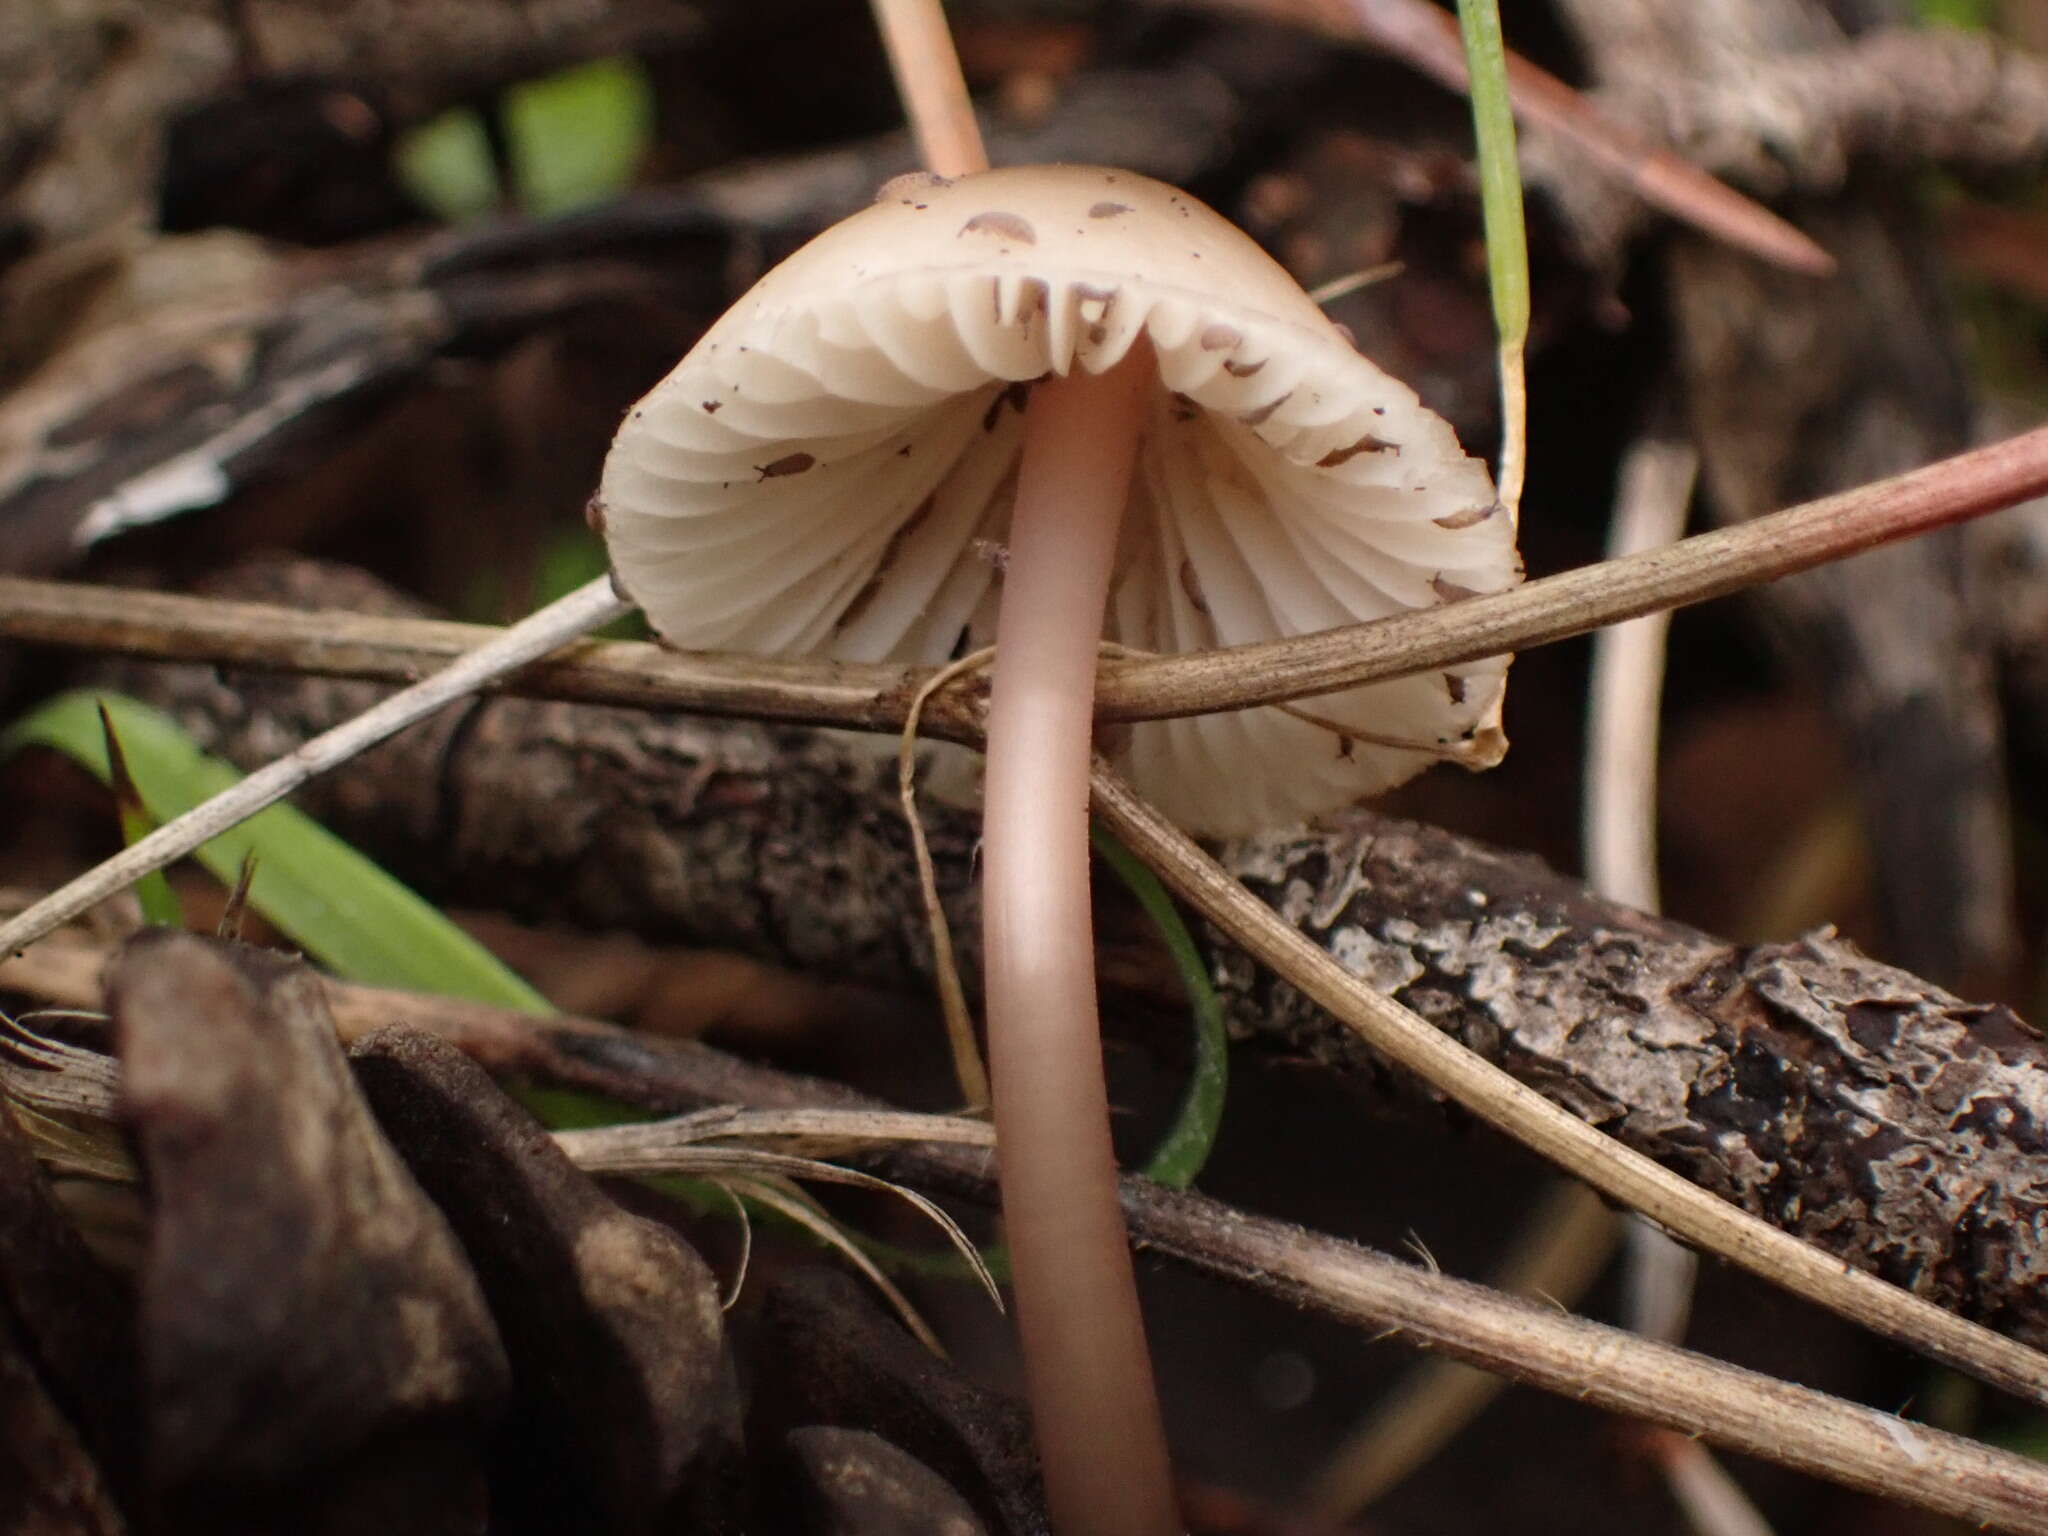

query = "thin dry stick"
[
  {"left": 1085, "top": 761, "right": 2048, "bottom": 1411},
  {"left": 5, "top": 424, "right": 2045, "bottom": 970},
  {"left": 898, "top": 647, "right": 996, "bottom": 1110},
  {"left": 6, "top": 942, "right": 2048, "bottom": 1532},
  {"left": 0, "top": 576, "right": 631, "bottom": 960},
  {"left": 1581, "top": 433, "right": 1767, "bottom": 1535},
  {"left": 1303, "top": 1179, "right": 1619, "bottom": 1519},
  {"left": 1299, "top": 0, "right": 1836, "bottom": 275},
  {"left": 1584, "top": 434, "right": 1699, "bottom": 911},
  {"left": 1652, "top": 1434, "right": 1779, "bottom": 1536},
  {"left": 11, "top": 424, "right": 2048, "bottom": 735},
  {"left": 870, "top": 0, "right": 988, "bottom": 178},
  {"left": 1308, "top": 431, "right": 1702, "bottom": 1521},
  {"left": 1094, "top": 421, "right": 2048, "bottom": 719},
  {"left": 1142, "top": 1189, "right": 2048, "bottom": 1536}
]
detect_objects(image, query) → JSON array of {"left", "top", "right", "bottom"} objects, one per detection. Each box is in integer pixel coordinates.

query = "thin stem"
[
  {"left": 983, "top": 348, "right": 1178, "bottom": 1536},
  {"left": 1087, "top": 761, "right": 2048, "bottom": 1412},
  {"left": 1138, "top": 1186, "right": 2048, "bottom": 1536},
  {"left": 1303, "top": 1179, "right": 1618, "bottom": 1519},
  {"left": 1453, "top": 0, "right": 1531, "bottom": 518},
  {"left": 899, "top": 647, "right": 997, "bottom": 1109},
  {"left": 10, "top": 424, "right": 2045, "bottom": 735},
  {"left": 1584, "top": 433, "right": 1697, "bottom": 918},
  {"left": 0, "top": 578, "right": 631, "bottom": 960},
  {"left": 1092, "top": 421, "right": 2048, "bottom": 719},
  {"left": 870, "top": 0, "right": 989, "bottom": 176}
]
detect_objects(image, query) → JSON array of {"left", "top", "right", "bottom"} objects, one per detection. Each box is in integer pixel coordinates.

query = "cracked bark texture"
[{"left": 76, "top": 560, "right": 2048, "bottom": 1346}]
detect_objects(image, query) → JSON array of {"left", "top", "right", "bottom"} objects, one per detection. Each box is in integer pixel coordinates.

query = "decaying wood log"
[{"left": 70, "top": 559, "right": 2048, "bottom": 1347}]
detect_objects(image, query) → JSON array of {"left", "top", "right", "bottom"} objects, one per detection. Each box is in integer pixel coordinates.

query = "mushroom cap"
[{"left": 597, "top": 164, "right": 1521, "bottom": 835}]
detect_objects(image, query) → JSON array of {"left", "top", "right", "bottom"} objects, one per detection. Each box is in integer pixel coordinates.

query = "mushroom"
[{"left": 596, "top": 163, "right": 1520, "bottom": 1536}]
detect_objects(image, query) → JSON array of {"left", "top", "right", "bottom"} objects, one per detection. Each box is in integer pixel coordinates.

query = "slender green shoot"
[
  {"left": 1456, "top": 0, "right": 1531, "bottom": 517},
  {"left": 95, "top": 703, "right": 183, "bottom": 929},
  {"left": 6, "top": 692, "right": 550, "bottom": 1012},
  {"left": 1093, "top": 825, "right": 1228, "bottom": 1189}
]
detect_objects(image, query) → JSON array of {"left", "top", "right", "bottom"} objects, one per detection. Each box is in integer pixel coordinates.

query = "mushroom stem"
[{"left": 983, "top": 341, "right": 1179, "bottom": 1536}]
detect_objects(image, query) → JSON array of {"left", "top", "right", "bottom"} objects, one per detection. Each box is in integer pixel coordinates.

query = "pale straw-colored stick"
[
  {"left": 0, "top": 578, "right": 630, "bottom": 961},
  {"left": 1088, "top": 761, "right": 2048, "bottom": 1412},
  {"left": 870, "top": 0, "right": 989, "bottom": 177}
]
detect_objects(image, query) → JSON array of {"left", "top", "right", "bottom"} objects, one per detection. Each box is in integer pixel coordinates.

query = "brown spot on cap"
[
  {"left": 1317, "top": 434, "right": 1400, "bottom": 468},
  {"left": 1179, "top": 559, "right": 1210, "bottom": 614},
  {"left": 756, "top": 451, "right": 816, "bottom": 480},
  {"left": 1169, "top": 394, "right": 1199, "bottom": 422},
  {"left": 1444, "top": 673, "right": 1468, "bottom": 704},
  {"left": 1431, "top": 576, "right": 1481, "bottom": 604},
  {"left": 1432, "top": 503, "right": 1498, "bottom": 531},
  {"left": 961, "top": 211, "right": 1036, "bottom": 245},
  {"left": 583, "top": 496, "right": 606, "bottom": 533},
  {"left": 1089, "top": 201, "right": 1132, "bottom": 219},
  {"left": 1223, "top": 357, "right": 1267, "bottom": 378},
  {"left": 1199, "top": 323, "right": 1242, "bottom": 352},
  {"left": 701, "top": 400, "right": 721, "bottom": 414},
  {"left": 1336, "top": 735, "right": 1356, "bottom": 761}
]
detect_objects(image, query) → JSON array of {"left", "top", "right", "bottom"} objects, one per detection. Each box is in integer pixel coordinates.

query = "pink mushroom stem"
[{"left": 983, "top": 340, "right": 1180, "bottom": 1536}]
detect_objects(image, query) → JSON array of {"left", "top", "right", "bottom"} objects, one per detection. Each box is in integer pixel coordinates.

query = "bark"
[{"left": 77, "top": 558, "right": 2048, "bottom": 1346}]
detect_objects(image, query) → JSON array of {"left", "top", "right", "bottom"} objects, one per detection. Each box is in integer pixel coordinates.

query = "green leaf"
[
  {"left": 394, "top": 107, "right": 502, "bottom": 223},
  {"left": 95, "top": 702, "right": 183, "bottom": 929},
  {"left": 1914, "top": 0, "right": 1995, "bottom": 28},
  {"left": 504, "top": 58, "right": 655, "bottom": 218},
  {"left": 3, "top": 692, "right": 550, "bottom": 1014},
  {"left": 1092, "top": 825, "right": 1229, "bottom": 1189}
]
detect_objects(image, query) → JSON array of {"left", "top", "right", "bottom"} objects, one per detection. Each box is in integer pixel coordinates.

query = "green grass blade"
[
  {"left": 95, "top": 702, "right": 183, "bottom": 929},
  {"left": 1456, "top": 0, "right": 1532, "bottom": 514},
  {"left": 4, "top": 692, "right": 550, "bottom": 1014},
  {"left": 1093, "top": 825, "right": 1228, "bottom": 1189},
  {"left": 505, "top": 58, "right": 655, "bottom": 218}
]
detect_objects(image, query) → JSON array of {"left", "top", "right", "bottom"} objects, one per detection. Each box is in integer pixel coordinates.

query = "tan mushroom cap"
[{"left": 597, "top": 164, "right": 1521, "bottom": 835}]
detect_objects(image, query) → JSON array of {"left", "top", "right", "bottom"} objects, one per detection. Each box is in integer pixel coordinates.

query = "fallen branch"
[
  {"left": 15, "top": 562, "right": 2048, "bottom": 1348},
  {"left": 10, "top": 421, "right": 2048, "bottom": 738}
]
